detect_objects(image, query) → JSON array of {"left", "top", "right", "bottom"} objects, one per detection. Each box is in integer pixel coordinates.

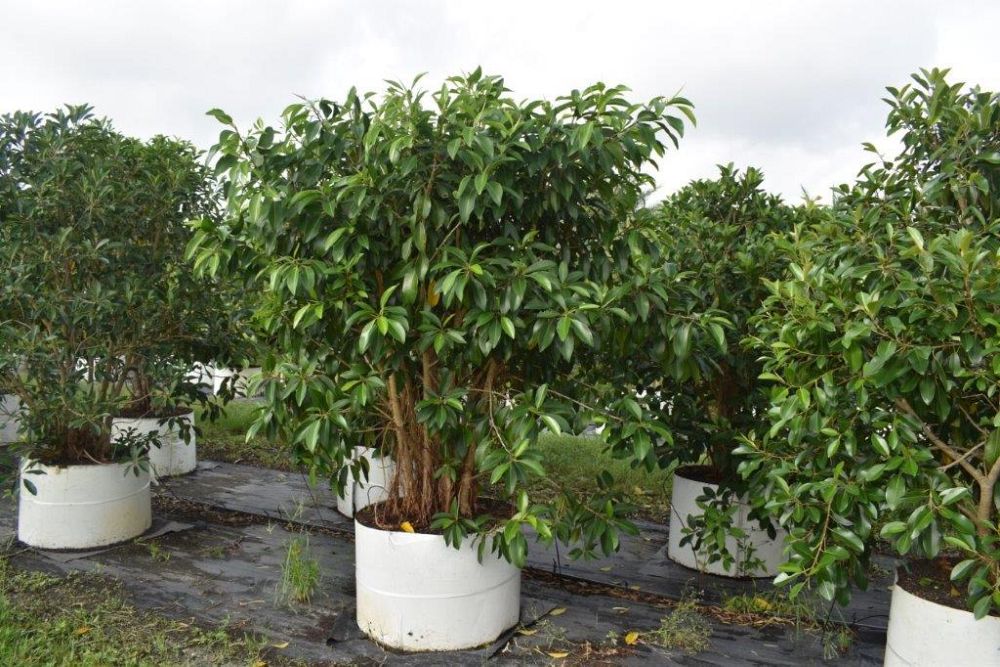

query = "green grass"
[
  {"left": 196, "top": 403, "right": 674, "bottom": 522},
  {"left": 196, "top": 400, "right": 293, "bottom": 471},
  {"left": 0, "top": 560, "right": 280, "bottom": 666},
  {"left": 530, "top": 433, "right": 673, "bottom": 522},
  {"left": 276, "top": 535, "right": 321, "bottom": 606}
]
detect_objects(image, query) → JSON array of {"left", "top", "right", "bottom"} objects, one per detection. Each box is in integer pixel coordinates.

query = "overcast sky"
[{"left": 2, "top": 0, "right": 998, "bottom": 202}]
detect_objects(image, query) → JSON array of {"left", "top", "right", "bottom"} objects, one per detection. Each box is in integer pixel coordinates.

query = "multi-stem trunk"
[{"left": 380, "top": 357, "right": 500, "bottom": 528}]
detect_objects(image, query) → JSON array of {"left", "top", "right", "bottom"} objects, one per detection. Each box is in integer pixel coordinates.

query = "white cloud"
[{"left": 1, "top": 0, "right": 997, "bottom": 200}]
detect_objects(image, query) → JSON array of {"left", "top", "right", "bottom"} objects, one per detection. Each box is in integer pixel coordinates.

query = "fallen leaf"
[
  {"left": 950, "top": 586, "right": 961, "bottom": 598},
  {"left": 547, "top": 651, "right": 569, "bottom": 659},
  {"left": 272, "top": 641, "right": 289, "bottom": 649},
  {"left": 251, "top": 660, "right": 268, "bottom": 667},
  {"left": 75, "top": 626, "right": 91, "bottom": 636},
  {"left": 549, "top": 607, "right": 567, "bottom": 616},
  {"left": 517, "top": 628, "right": 538, "bottom": 636},
  {"left": 599, "top": 566, "right": 613, "bottom": 572},
  {"left": 400, "top": 521, "right": 415, "bottom": 533},
  {"left": 612, "top": 606, "right": 629, "bottom": 614},
  {"left": 628, "top": 584, "right": 641, "bottom": 590},
  {"left": 624, "top": 631, "right": 640, "bottom": 645}
]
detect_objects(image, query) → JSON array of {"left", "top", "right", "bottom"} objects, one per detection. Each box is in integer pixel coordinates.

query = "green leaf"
[
  {"left": 358, "top": 320, "right": 376, "bottom": 352},
  {"left": 672, "top": 323, "right": 691, "bottom": 359},
  {"left": 486, "top": 181, "right": 503, "bottom": 205},
  {"left": 540, "top": 414, "right": 561, "bottom": 436},
  {"left": 206, "top": 108, "right": 233, "bottom": 125}
]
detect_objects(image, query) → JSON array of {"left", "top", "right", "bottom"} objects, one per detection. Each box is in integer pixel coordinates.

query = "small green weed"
[
  {"left": 277, "top": 535, "right": 321, "bottom": 605},
  {"left": 646, "top": 598, "right": 712, "bottom": 654}
]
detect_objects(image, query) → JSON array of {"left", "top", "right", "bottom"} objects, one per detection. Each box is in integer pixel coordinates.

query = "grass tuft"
[{"left": 277, "top": 535, "right": 321, "bottom": 605}]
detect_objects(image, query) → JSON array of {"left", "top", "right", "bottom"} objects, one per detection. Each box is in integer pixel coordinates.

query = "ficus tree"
[
  {"left": 632, "top": 164, "right": 799, "bottom": 476},
  {"left": 739, "top": 68, "right": 1000, "bottom": 617},
  {"left": 0, "top": 106, "right": 234, "bottom": 481},
  {"left": 596, "top": 165, "right": 805, "bottom": 572},
  {"left": 188, "top": 70, "right": 700, "bottom": 564}
]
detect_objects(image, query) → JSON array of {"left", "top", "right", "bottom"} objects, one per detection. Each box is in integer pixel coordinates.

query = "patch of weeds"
[
  {"left": 723, "top": 590, "right": 816, "bottom": 621},
  {"left": 145, "top": 540, "right": 171, "bottom": 563},
  {"left": 277, "top": 535, "right": 321, "bottom": 605},
  {"left": 645, "top": 598, "right": 712, "bottom": 654},
  {"left": 822, "top": 625, "right": 854, "bottom": 660},
  {"left": 0, "top": 559, "right": 275, "bottom": 666},
  {"left": 201, "top": 545, "right": 227, "bottom": 559}
]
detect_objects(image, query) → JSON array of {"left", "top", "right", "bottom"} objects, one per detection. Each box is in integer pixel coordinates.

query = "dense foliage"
[
  {"left": 638, "top": 164, "right": 798, "bottom": 476},
  {"left": 0, "top": 105, "right": 233, "bottom": 473},
  {"left": 188, "top": 70, "right": 700, "bottom": 564},
  {"left": 740, "top": 69, "right": 1000, "bottom": 617}
]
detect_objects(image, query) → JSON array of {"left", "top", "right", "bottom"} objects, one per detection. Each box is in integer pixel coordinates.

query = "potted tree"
[
  {"left": 189, "top": 70, "right": 697, "bottom": 650},
  {"left": 0, "top": 106, "right": 153, "bottom": 548},
  {"left": 739, "top": 68, "right": 1000, "bottom": 664},
  {"left": 597, "top": 165, "right": 800, "bottom": 577},
  {"left": 103, "top": 135, "right": 238, "bottom": 478},
  {"left": 0, "top": 106, "right": 226, "bottom": 547}
]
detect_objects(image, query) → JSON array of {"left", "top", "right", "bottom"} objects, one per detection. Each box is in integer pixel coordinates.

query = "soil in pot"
[
  {"left": 355, "top": 496, "right": 515, "bottom": 533},
  {"left": 115, "top": 405, "right": 192, "bottom": 419},
  {"left": 896, "top": 558, "right": 999, "bottom": 618}
]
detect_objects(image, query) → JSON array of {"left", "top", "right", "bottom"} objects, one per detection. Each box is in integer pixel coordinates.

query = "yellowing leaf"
[
  {"left": 75, "top": 626, "right": 91, "bottom": 636},
  {"left": 624, "top": 631, "right": 640, "bottom": 645},
  {"left": 547, "top": 651, "right": 569, "bottom": 659},
  {"left": 549, "top": 607, "right": 567, "bottom": 616},
  {"left": 517, "top": 627, "right": 538, "bottom": 636},
  {"left": 251, "top": 661, "right": 268, "bottom": 667},
  {"left": 426, "top": 280, "right": 440, "bottom": 307},
  {"left": 400, "top": 521, "right": 415, "bottom": 533},
  {"left": 752, "top": 596, "right": 772, "bottom": 611},
  {"left": 272, "top": 641, "right": 289, "bottom": 649}
]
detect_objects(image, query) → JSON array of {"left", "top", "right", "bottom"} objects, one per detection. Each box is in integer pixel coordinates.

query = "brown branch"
[{"left": 895, "top": 398, "right": 984, "bottom": 484}]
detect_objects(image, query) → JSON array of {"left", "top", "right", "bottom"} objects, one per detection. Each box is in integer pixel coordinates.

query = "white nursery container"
[
  {"left": 18, "top": 459, "right": 152, "bottom": 549},
  {"left": 209, "top": 366, "right": 235, "bottom": 395},
  {"left": 355, "top": 520, "right": 521, "bottom": 651},
  {"left": 112, "top": 412, "right": 197, "bottom": 477},
  {"left": 884, "top": 580, "right": 1000, "bottom": 666},
  {"left": 668, "top": 467, "right": 786, "bottom": 577},
  {"left": 336, "top": 447, "right": 395, "bottom": 517},
  {"left": 0, "top": 394, "right": 21, "bottom": 444}
]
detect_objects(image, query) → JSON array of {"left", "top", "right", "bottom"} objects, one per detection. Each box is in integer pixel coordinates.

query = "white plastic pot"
[
  {"left": 355, "top": 520, "right": 521, "bottom": 651},
  {"left": 0, "top": 394, "right": 21, "bottom": 444},
  {"left": 112, "top": 412, "right": 197, "bottom": 477},
  {"left": 336, "top": 447, "right": 395, "bottom": 518},
  {"left": 208, "top": 366, "right": 235, "bottom": 395},
  {"left": 885, "top": 579, "right": 1000, "bottom": 666},
  {"left": 667, "top": 467, "right": 786, "bottom": 577},
  {"left": 18, "top": 459, "right": 152, "bottom": 549}
]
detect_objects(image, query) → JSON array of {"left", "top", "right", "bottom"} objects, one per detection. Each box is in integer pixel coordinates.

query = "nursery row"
[{"left": 1, "top": 66, "right": 999, "bottom": 664}]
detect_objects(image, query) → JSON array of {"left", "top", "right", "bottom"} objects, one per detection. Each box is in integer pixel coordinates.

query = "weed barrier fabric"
[
  {"left": 163, "top": 461, "right": 894, "bottom": 633},
  {"left": 0, "top": 465, "right": 887, "bottom": 664}
]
